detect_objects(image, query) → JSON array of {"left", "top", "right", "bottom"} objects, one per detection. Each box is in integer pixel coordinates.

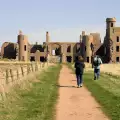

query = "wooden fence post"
[
  {"left": 10, "top": 69, "right": 14, "bottom": 82},
  {"left": 31, "top": 64, "right": 33, "bottom": 72},
  {"left": 36, "top": 63, "right": 39, "bottom": 71},
  {"left": 38, "top": 63, "right": 40, "bottom": 70},
  {"left": 35, "top": 63, "right": 37, "bottom": 71},
  {"left": 0, "top": 85, "right": 6, "bottom": 101},
  {"left": 17, "top": 69, "right": 19, "bottom": 80},
  {"left": 40, "top": 63, "right": 42, "bottom": 68},
  {"left": 43, "top": 63, "right": 45, "bottom": 68},
  {"left": 6, "top": 69, "right": 9, "bottom": 84},
  {"left": 35, "top": 63, "right": 38, "bottom": 71},
  {"left": 21, "top": 66, "right": 24, "bottom": 76},
  {"left": 27, "top": 65, "right": 30, "bottom": 74}
]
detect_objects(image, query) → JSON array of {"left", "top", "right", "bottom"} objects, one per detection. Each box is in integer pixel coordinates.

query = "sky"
[{"left": 0, "top": 0, "right": 120, "bottom": 46}]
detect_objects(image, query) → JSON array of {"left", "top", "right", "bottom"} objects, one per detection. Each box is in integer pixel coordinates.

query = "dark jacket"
[{"left": 74, "top": 61, "right": 85, "bottom": 75}]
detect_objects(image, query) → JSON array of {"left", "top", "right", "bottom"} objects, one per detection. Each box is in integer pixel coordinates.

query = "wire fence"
[{"left": 0, "top": 62, "right": 48, "bottom": 100}]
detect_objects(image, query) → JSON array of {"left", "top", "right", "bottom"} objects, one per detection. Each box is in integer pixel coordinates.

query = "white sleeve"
[{"left": 100, "top": 58, "right": 102, "bottom": 64}]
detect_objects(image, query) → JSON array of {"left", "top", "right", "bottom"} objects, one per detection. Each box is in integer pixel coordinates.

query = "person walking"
[
  {"left": 93, "top": 55, "right": 102, "bottom": 80},
  {"left": 74, "top": 55, "right": 85, "bottom": 88}
]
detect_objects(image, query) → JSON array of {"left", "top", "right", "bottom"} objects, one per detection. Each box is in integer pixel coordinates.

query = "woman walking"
[{"left": 74, "top": 56, "right": 85, "bottom": 88}]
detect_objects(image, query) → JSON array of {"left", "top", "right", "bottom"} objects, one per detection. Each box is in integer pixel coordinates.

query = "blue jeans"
[
  {"left": 94, "top": 69, "right": 100, "bottom": 80},
  {"left": 76, "top": 74, "right": 83, "bottom": 86}
]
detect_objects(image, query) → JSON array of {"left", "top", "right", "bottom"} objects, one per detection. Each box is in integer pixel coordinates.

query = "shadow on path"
[
  {"left": 71, "top": 80, "right": 76, "bottom": 81},
  {"left": 56, "top": 85, "right": 76, "bottom": 88}
]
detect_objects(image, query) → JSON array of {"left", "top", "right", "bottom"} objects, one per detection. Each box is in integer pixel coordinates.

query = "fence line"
[{"left": 0, "top": 62, "right": 48, "bottom": 100}]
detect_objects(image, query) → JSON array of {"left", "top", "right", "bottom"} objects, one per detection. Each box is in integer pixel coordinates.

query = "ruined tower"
[
  {"left": 17, "top": 30, "right": 28, "bottom": 61},
  {"left": 106, "top": 18, "right": 116, "bottom": 30},
  {"left": 80, "top": 35, "right": 82, "bottom": 43},
  {"left": 106, "top": 18, "right": 116, "bottom": 39},
  {"left": 82, "top": 31, "right": 85, "bottom": 37},
  {"left": 46, "top": 31, "right": 50, "bottom": 43},
  {"left": 105, "top": 18, "right": 116, "bottom": 62},
  {"left": 46, "top": 31, "right": 50, "bottom": 52},
  {"left": 82, "top": 35, "right": 93, "bottom": 63}
]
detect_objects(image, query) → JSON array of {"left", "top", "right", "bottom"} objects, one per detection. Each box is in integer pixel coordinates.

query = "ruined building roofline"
[
  {"left": 2, "top": 42, "right": 17, "bottom": 45},
  {"left": 106, "top": 17, "right": 116, "bottom": 22},
  {"left": 19, "top": 30, "right": 23, "bottom": 35},
  {"left": 113, "top": 27, "right": 120, "bottom": 29},
  {"left": 81, "top": 31, "right": 101, "bottom": 36},
  {"left": 83, "top": 34, "right": 98, "bottom": 38}
]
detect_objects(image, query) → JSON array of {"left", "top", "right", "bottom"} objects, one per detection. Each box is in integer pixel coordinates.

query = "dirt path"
[{"left": 56, "top": 65, "right": 109, "bottom": 120}]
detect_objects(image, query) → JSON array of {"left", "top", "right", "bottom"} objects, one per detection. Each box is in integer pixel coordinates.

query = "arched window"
[
  {"left": 117, "top": 36, "right": 119, "bottom": 42},
  {"left": 85, "top": 46, "right": 86, "bottom": 51},
  {"left": 111, "top": 23, "right": 113, "bottom": 27},
  {"left": 67, "top": 45, "right": 71, "bottom": 52}
]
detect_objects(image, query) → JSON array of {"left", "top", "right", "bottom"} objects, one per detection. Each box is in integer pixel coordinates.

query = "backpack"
[{"left": 93, "top": 57, "right": 99, "bottom": 66}]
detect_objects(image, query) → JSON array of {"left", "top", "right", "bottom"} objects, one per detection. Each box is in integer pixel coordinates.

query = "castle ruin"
[{"left": 1, "top": 18, "right": 120, "bottom": 63}]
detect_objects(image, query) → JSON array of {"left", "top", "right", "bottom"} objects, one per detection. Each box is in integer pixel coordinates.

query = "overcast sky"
[{"left": 0, "top": 0, "right": 120, "bottom": 46}]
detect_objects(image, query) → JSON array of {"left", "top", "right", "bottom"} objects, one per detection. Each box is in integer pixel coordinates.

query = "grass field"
[
  {"left": 67, "top": 63, "right": 120, "bottom": 120},
  {"left": 0, "top": 64, "right": 61, "bottom": 120}
]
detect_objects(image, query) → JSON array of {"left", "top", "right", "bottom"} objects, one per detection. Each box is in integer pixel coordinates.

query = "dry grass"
[
  {"left": 0, "top": 62, "right": 50, "bottom": 100},
  {"left": 84, "top": 63, "right": 120, "bottom": 76},
  {"left": 0, "top": 64, "right": 61, "bottom": 120},
  {"left": 72, "top": 62, "right": 120, "bottom": 76}
]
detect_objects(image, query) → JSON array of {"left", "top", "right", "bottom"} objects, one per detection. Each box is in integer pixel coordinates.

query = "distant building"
[{"left": 1, "top": 17, "right": 120, "bottom": 63}]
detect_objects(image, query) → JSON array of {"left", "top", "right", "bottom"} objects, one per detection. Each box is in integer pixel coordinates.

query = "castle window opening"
[
  {"left": 117, "top": 36, "right": 119, "bottom": 42},
  {"left": 41, "top": 48, "right": 44, "bottom": 52},
  {"left": 87, "top": 57, "right": 89, "bottom": 63},
  {"left": 116, "top": 57, "right": 119, "bottom": 62},
  {"left": 30, "top": 56, "right": 35, "bottom": 61},
  {"left": 66, "top": 56, "right": 72, "bottom": 62},
  {"left": 85, "top": 46, "right": 86, "bottom": 51},
  {"left": 111, "top": 23, "right": 113, "bottom": 27},
  {"left": 24, "top": 45, "right": 26, "bottom": 51},
  {"left": 55, "top": 47, "right": 61, "bottom": 56},
  {"left": 40, "top": 56, "right": 45, "bottom": 62},
  {"left": 67, "top": 46, "right": 71, "bottom": 53},
  {"left": 116, "top": 46, "right": 119, "bottom": 52}
]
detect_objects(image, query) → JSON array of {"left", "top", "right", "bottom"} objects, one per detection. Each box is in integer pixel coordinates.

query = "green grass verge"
[
  {"left": 0, "top": 64, "right": 61, "bottom": 120},
  {"left": 67, "top": 63, "right": 120, "bottom": 120}
]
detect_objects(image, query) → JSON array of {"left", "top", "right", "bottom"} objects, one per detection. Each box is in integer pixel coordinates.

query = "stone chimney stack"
[
  {"left": 46, "top": 31, "right": 50, "bottom": 43},
  {"left": 82, "top": 31, "right": 85, "bottom": 36},
  {"left": 19, "top": 30, "right": 23, "bottom": 35},
  {"left": 80, "top": 35, "right": 82, "bottom": 43}
]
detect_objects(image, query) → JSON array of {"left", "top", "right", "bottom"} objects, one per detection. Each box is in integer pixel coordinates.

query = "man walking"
[{"left": 93, "top": 55, "right": 102, "bottom": 80}]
